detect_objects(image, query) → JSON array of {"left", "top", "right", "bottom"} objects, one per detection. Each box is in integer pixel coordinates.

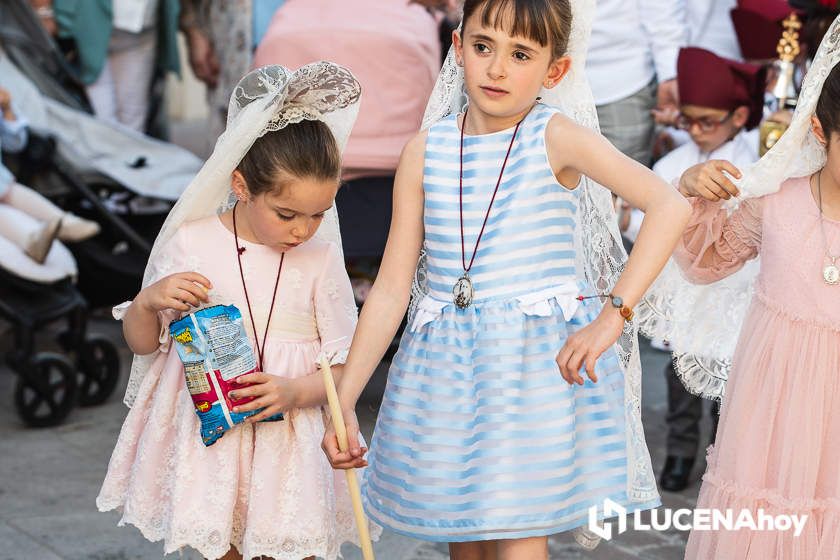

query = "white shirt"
[
  {"left": 586, "top": 0, "right": 687, "bottom": 105},
  {"left": 686, "top": 0, "right": 741, "bottom": 60},
  {"left": 112, "top": 0, "right": 160, "bottom": 33},
  {"left": 624, "top": 128, "right": 759, "bottom": 242}
]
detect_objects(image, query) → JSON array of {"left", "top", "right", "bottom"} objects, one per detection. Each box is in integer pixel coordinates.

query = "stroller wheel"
[
  {"left": 77, "top": 336, "right": 120, "bottom": 407},
  {"left": 14, "top": 353, "right": 78, "bottom": 428}
]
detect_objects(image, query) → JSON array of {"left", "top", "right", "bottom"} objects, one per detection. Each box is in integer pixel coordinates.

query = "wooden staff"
[{"left": 320, "top": 357, "right": 375, "bottom": 560}]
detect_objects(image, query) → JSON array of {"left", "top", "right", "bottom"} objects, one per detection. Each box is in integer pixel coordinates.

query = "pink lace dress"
[
  {"left": 96, "top": 216, "right": 377, "bottom": 560},
  {"left": 676, "top": 177, "right": 840, "bottom": 559}
]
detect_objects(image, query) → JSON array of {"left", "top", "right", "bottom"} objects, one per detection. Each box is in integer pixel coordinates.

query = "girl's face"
[
  {"left": 232, "top": 171, "right": 338, "bottom": 250},
  {"left": 453, "top": 10, "right": 570, "bottom": 125}
]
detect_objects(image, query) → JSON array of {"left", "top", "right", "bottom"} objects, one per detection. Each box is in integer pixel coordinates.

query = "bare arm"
[
  {"left": 550, "top": 115, "right": 690, "bottom": 307},
  {"left": 322, "top": 131, "right": 426, "bottom": 469},
  {"left": 548, "top": 115, "right": 690, "bottom": 384},
  {"left": 336, "top": 131, "right": 427, "bottom": 409}
]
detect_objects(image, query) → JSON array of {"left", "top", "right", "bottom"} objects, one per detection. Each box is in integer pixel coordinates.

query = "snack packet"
[{"left": 170, "top": 304, "right": 282, "bottom": 446}]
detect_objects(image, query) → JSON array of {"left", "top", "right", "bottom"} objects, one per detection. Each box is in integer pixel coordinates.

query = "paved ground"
[{"left": 0, "top": 312, "right": 718, "bottom": 560}]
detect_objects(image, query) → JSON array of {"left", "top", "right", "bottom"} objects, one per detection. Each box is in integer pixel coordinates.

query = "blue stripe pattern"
[{"left": 362, "top": 104, "right": 651, "bottom": 542}]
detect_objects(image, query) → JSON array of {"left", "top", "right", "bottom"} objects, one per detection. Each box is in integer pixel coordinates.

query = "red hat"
[
  {"left": 731, "top": 0, "right": 797, "bottom": 60},
  {"left": 677, "top": 47, "right": 767, "bottom": 130}
]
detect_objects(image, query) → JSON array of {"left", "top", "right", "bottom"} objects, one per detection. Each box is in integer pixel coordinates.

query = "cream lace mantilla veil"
[
  {"left": 638, "top": 14, "right": 840, "bottom": 403},
  {"left": 410, "top": 1, "right": 659, "bottom": 546},
  {"left": 119, "top": 62, "right": 362, "bottom": 408}
]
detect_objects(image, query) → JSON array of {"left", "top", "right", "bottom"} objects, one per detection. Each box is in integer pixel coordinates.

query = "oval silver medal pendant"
[
  {"left": 824, "top": 264, "right": 840, "bottom": 285},
  {"left": 453, "top": 274, "right": 474, "bottom": 309}
]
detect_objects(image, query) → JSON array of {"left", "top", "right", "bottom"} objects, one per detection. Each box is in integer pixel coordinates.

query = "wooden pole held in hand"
[{"left": 320, "top": 357, "right": 375, "bottom": 560}]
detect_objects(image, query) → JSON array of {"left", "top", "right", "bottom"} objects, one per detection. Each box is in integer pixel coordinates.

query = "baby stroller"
[
  {"left": 0, "top": 2, "right": 202, "bottom": 425},
  {"left": 0, "top": 251, "right": 118, "bottom": 427}
]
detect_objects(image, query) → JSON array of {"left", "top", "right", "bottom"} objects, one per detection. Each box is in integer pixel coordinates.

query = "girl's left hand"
[
  {"left": 555, "top": 309, "right": 625, "bottom": 385},
  {"left": 229, "top": 372, "right": 299, "bottom": 422}
]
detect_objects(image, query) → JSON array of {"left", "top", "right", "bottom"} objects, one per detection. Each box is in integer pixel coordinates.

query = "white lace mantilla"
[{"left": 121, "top": 62, "right": 361, "bottom": 407}]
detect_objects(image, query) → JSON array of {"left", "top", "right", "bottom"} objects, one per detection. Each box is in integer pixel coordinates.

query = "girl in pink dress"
[
  {"left": 675, "top": 22, "right": 840, "bottom": 559},
  {"left": 96, "top": 63, "right": 379, "bottom": 560}
]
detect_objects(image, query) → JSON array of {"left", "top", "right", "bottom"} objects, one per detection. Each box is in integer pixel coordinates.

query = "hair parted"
[
  {"left": 462, "top": 0, "right": 573, "bottom": 59},
  {"left": 236, "top": 119, "right": 341, "bottom": 196}
]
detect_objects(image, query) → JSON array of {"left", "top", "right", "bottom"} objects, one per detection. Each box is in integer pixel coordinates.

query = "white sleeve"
[
  {"left": 640, "top": 0, "right": 687, "bottom": 82},
  {"left": 0, "top": 111, "right": 29, "bottom": 153}
]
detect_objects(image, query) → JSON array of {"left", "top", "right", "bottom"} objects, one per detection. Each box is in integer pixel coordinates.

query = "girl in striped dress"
[{"left": 323, "top": 1, "right": 689, "bottom": 557}]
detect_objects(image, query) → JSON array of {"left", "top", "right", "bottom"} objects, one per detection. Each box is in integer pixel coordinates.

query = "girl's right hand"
[
  {"left": 678, "top": 160, "right": 742, "bottom": 201},
  {"left": 136, "top": 272, "right": 212, "bottom": 313},
  {"left": 321, "top": 408, "right": 368, "bottom": 470}
]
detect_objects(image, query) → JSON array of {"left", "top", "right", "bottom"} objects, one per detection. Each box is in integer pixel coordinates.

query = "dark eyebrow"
[
  {"left": 470, "top": 33, "right": 496, "bottom": 44},
  {"left": 512, "top": 42, "right": 537, "bottom": 54},
  {"left": 275, "top": 205, "right": 332, "bottom": 216},
  {"left": 469, "top": 33, "right": 537, "bottom": 54}
]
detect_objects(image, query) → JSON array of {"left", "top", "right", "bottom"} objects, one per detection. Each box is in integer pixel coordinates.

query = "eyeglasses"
[{"left": 675, "top": 110, "right": 735, "bottom": 132}]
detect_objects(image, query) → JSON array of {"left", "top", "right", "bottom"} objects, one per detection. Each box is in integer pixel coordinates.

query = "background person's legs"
[
  {"left": 86, "top": 29, "right": 157, "bottom": 132},
  {"left": 595, "top": 80, "right": 657, "bottom": 167},
  {"left": 110, "top": 29, "right": 157, "bottom": 132},
  {"left": 661, "top": 361, "right": 702, "bottom": 491},
  {"left": 86, "top": 55, "right": 118, "bottom": 125}
]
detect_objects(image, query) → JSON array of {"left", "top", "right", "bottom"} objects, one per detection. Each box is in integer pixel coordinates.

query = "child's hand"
[
  {"left": 0, "top": 87, "right": 14, "bottom": 120},
  {"left": 555, "top": 309, "right": 625, "bottom": 385},
  {"left": 321, "top": 408, "right": 368, "bottom": 470},
  {"left": 0, "top": 88, "right": 12, "bottom": 116},
  {"left": 229, "top": 372, "right": 299, "bottom": 422},
  {"left": 678, "top": 160, "right": 742, "bottom": 201},
  {"left": 136, "top": 272, "right": 212, "bottom": 313}
]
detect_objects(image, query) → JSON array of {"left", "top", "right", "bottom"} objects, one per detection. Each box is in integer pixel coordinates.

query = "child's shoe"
[
  {"left": 24, "top": 217, "right": 62, "bottom": 264},
  {"left": 58, "top": 213, "right": 100, "bottom": 242}
]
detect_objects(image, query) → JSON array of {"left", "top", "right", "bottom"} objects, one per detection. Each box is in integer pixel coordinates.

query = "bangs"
[{"left": 476, "top": 0, "right": 552, "bottom": 48}]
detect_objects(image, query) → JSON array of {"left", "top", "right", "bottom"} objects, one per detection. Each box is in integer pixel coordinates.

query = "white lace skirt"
[{"left": 97, "top": 342, "right": 379, "bottom": 560}]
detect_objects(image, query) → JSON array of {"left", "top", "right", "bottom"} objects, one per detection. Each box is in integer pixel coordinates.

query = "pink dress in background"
[
  {"left": 677, "top": 177, "right": 840, "bottom": 559},
  {"left": 96, "top": 216, "right": 376, "bottom": 560}
]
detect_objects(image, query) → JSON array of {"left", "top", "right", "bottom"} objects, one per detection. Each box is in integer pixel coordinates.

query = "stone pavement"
[{"left": 0, "top": 313, "right": 718, "bottom": 560}]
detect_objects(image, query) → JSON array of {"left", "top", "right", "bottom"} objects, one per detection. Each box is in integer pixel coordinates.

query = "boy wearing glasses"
[{"left": 624, "top": 47, "right": 766, "bottom": 493}]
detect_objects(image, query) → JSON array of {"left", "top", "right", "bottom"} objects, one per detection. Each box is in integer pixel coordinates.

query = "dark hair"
[
  {"left": 816, "top": 62, "right": 840, "bottom": 144},
  {"left": 462, "top": 0, "right": 573, "bottom": 59},
  {"left": 236, "top": 119, "right": 341, "bottom": 196}
]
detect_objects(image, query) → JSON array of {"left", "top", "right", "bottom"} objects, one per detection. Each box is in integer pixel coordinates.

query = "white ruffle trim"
[{"left": 409, "top": 282, "right": 582, "bottom": 332}]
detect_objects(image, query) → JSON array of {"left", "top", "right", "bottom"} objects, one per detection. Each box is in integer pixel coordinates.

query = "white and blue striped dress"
[{"left": 362, "top": 103, "right": 660, "bottom": 542}]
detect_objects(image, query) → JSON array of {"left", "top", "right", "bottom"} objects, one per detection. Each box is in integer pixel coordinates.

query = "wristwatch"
[{"left": 608, "top": 294, "right": 634, "bottom": 322}]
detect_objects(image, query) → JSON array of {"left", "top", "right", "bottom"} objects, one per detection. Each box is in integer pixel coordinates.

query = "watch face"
[{"left": 611, "top": 296, "right": 623, "bottom": 308}]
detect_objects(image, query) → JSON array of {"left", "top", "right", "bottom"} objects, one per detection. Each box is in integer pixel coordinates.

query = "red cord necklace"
[
  {"left": 454, "top": 106, "right": 525, "bottom": 309},
  {"left": 233, "top": 203, "right": 284, "bottom": 370}
]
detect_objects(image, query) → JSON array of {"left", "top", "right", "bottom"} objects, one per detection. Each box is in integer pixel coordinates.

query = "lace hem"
[
  {"left": 671, "top": 352, "right": 729, "bottom": 403},
  {"left": 98, "top": 500, "right": 377, "bottom": 560}
]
